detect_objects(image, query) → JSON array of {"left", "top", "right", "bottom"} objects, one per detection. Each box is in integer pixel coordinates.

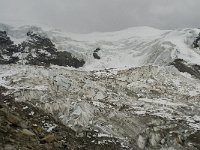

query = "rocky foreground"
[{"left": 0, "top": 86, "right": 122, "bottom": 150}]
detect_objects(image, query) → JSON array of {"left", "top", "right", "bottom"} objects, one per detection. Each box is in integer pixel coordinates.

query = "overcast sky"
[{"left": 0, "top": 0, "right": 199, "bottom": 33}]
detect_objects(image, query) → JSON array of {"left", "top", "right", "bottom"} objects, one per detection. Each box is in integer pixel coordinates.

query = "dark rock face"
[
  {"left": 0, "top": 31, "right": 85, "bottom": 68},
  {"left": 192, "top": 33, "right": 200, "bottom": 48},
  {"left": 170, "top": 59, "right": 200, "bottom": 79},
  {"left": 51, "top": 51, "right": 85, "bottom": 68},
  {"left": 26, "top": 31, "right": 56, "bottom": 51},
  {"left": 0, "top": 31, "right": 19, "bottom": 64},
  {"left": 93, "top": 48, "right": 101, "bottom": 59},
  {"left": 93, "top": 53, "right": 101, "bottom": 59},
  {"left": 0, "top": 31, "right": 13, "bottom": 47},
  {"left": 94, "top": 47, "right": 101, "bottom": 53}
]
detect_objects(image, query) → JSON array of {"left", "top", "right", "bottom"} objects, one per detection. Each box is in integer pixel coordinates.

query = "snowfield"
[
  {"left": 1, "top": 23, "right": 200, "bottom": 70},
  {"left": 1, "top": 23, "right": 200, "bottom": 149}
]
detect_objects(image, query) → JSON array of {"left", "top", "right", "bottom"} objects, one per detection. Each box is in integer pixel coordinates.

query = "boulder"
[
  {"left": 41, "top": 134, "right": 56, "bottom": 143},
  {"left": 21, "top": 129, "right": 35, "bottom": 136},
  {"left": 7, "top": 114, "right": 21, "bottom": 126}
]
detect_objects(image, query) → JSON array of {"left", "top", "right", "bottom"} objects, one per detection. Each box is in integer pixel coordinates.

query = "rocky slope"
[
  {"left": 1, "top": 64, "right": 200, "bottom": 149},
  {"left": 0, "top": 86, "right": 123, "bottom": 150},
  {"left": 0, "top": 29, "right": 85, "bottom": 68}
]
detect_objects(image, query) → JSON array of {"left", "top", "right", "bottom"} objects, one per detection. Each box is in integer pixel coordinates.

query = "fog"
[{"left": 0, "top": 0, "right": 199, "bottom": 33}]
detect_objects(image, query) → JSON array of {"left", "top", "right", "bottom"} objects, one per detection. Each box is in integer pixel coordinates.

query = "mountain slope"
[
  {"left": 1, "top": 23, "right": 200, "bottom": 149},
  {"left": 1, "top": 23, "right": 200, "bottom": 71},
  {"left": 1, "top": 64, "right": 200, "bottom": 149}
]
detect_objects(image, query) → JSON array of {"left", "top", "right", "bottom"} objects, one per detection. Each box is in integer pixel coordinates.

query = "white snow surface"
[{"left": 1, "top": 23, "right": 200, "bottom": 70}]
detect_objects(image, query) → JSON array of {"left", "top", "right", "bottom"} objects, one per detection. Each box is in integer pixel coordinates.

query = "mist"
[{"left": 0, "top": 0, "right": 199, "bottom": 33}]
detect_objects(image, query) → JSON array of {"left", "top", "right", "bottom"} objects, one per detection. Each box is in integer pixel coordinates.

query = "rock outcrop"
[
  {"left": 0, "top": 31, "right": 85, "bottom": 68},
  {"left": 0, "top": 31, "right": 19, "bottom": 64},
  {"left": 192, "top": 33, "right": 200, "bottom": 48},
  {"left": 93, "top": 48, "right": 101, "bottom": 59},
  {"left": 170, "top": 59, "right": 200, "bottom": 79}
]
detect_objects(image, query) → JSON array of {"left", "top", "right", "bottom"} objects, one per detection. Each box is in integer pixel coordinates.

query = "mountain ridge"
[{"left": 1, "top": 23, "right": 200, "bottom": 71}]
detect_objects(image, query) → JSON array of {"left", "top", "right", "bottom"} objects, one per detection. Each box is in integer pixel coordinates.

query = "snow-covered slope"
[
  {"left": 1, "top": 23, "right": 200, "bottom": 70},
  {"left": 1, "top": 23, "right": 200, "bottom": 149},
  {"left": 50, "top": 27, "right": 200, "bottom": 70}
]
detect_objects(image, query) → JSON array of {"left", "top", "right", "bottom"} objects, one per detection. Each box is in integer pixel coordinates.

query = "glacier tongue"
[{"left": 1, "top": 64, "right": 200, "bottom": 149}]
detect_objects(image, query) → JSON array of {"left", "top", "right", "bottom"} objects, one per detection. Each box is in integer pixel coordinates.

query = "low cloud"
[{"left": 0, "top": 0, "right": 199, "bottom": 33}]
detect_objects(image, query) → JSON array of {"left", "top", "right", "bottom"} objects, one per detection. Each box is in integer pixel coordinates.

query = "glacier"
[{"left": 0, "top": 23, "right": 200, "bottom": 149}]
